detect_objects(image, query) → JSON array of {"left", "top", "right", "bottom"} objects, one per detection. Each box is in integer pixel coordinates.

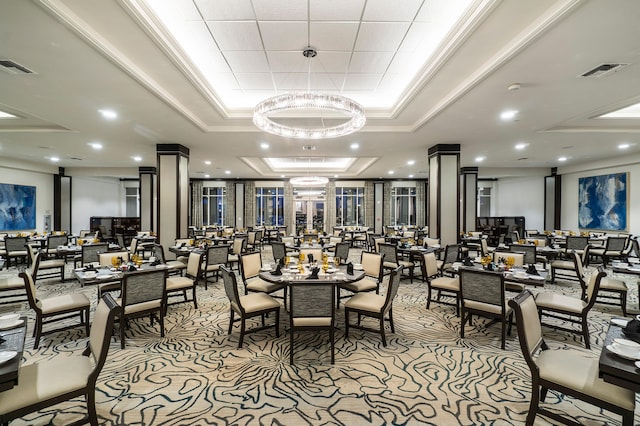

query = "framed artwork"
[
  {"left": 0, "top": 183, "right": 36, "bottom": 231},
  {"left": 578, "top": 172, "right": 627, "bottom": 231}
]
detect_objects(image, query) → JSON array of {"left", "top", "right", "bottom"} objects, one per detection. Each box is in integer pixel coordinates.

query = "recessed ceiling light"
[
  {"left": 514, "top": 143, "right": 528, "bottom": 150},
  {"left": 88, "top": 142, "right": 103, "bottom": 150},
  {"left": 99, "top": 109, "right": 118, "bottom": 120},
  {"left": 204, "top": 174, "right": 210, "bottom": 178},
  {"left": 334, "top": 174, "right": 338, "bottom": 178},
  {"left": 260, "top": 143, "right": 269, "bottom": 149},
  {"left": 204, "top": 160, "right": 211, "bottom": 165},
  {"left": 388, "top": 170, "right": 394, "bottom": 175},
  {"left": 50, "top": 156, "right": 60, "bottom": 162},
  {"left": 500, "top": 110, "right": 518, "bottom": 120},
  {"left": 475, "top": 156, "right": 486, "bottom": 162},
  {"left": 407, "top": 160, "right": 415, "bottom": 165},
  {"left": 350, "top": 143, "right": 359, "bottom": 150},
  {"left": 558, "top": 156, "right": 567, "bottom": 162},
  {"left": 280, "top": 175, "right": 285, "bottom": 178},
  {"left": 618, "top": 143, "right": 631, "bottom": 149},
  {"left": 0, "top": 110, "right": 18, "bottom": 119},
  {"left": 132, "top": 156, "right": 142, "bottom": 162},
  {"left": 225, "top": 170, "right": 231, "bottom": 174},
  {"left": 408, "top": 174, "right": 414, "bottom": 178}
]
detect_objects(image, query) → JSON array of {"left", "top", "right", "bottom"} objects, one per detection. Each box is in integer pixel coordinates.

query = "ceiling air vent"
[
  {"left": 579, "top": 63, "right": 628, "bottom": 78},
  {"left": 0, "top": 59, "right": 35, "bottom": 75}
]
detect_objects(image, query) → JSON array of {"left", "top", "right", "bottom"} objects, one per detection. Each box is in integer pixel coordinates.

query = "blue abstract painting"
[
  {"left": 0, "top": 183, "right": 36, "bottom": 231},
  {"left": 578, "top": 172, "right": 627, "bottom": 231}
]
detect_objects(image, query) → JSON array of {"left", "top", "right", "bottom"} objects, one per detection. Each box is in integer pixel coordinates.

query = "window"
[
  {"left": 478, "top": 186, "right": 492, "bottom": 217},
  {"left": 125, "top": 187, "right": 139, "bottom": 217},
  {"left": 256, "top": 187, "right": 284, "bottom": 226},
  {"left": 391, "top": 187, "right": 416, "bottom": 226},
  {"left": 336, "top": 187, "right": 364, "bottom": 226},
  {"left": 203, "top": 187, "right": 226, "bottom": 226}
]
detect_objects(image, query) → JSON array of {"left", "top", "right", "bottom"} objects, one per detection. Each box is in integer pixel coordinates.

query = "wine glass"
[
  {"left": 334, "top": 257, "right": 341, "bottom": 267},
  {"left": 284, "top": 256, "right": 290, "bottom": 266}
]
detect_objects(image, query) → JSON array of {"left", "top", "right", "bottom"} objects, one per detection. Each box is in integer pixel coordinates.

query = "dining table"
[
  {"left": 451, "top": 262, "right": 548, "bottom": 287},
  {"left": 598, "top": 319, "right": 640, "bottom": 392},
  {"left": 0, "top": 315, "right": 27, "bottom": 392}
]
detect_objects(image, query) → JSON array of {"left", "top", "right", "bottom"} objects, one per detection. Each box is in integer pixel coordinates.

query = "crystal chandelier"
[
  {"left": 289, "top": 176, "right": 329, "bottom": 186},
  {"left": 253, "top": 48, "right": 366, "bottom": 139}
]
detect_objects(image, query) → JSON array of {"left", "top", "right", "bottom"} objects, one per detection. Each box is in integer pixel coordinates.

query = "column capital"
[
  {"left": 460, "top": 167, "right": 478, "bottom": 174},
  {"left": 157, "top": 144, "right": 190, "bottom": 156},
  {"left": 428, "top": 144, "right": 460, "bottom": 156},
  {"left": 139, "top": 166, "right": 157, "bottom": 174}
]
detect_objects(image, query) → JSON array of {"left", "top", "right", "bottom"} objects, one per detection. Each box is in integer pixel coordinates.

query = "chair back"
[
  {"left": 5, "top": 236, "right": 27, "bottom": 253},
  {"left": 289, "top": 282, "right": 335, "bottom": 325},
  {"left": 565, "top": 236, "right": 588, "bottom": 252},
  {"left": 221, "top": 266, "right": 242, "bottom": 312},
  {"left": 441, "top": 244, "right": 460, "bottom": 273},
  {"left": 99, "top": 251, "right": 129, "bottom": 266},
  {"left": 271, "top": 242, "right": 286, "bottom": 263},
  {"left": 20, "top": 262, "right": 40, "bottom": 311},
  {"left": 121, "top": 268, "right": 166, "bottom": 309},
  {"left": 88, "top": 294, "right": 120, "bottom": 374},
  {"left": 240, "top": 251, "right": 262, "bottom": 280},
  {"left": 606, "top": 236, "right": 628, "bottom": 252},
  {"left": 82, "top": 243, "right": 108, "bottom": 266},
  {"left": 281, "top": 236, "right": 295, "bottom": 246},
  {"left": 378, "top": 243, "right": 398, "bottom": 263},
  {"left": 508, "top": 290, "right": 545, "bottom": 371},
  {"left": 299, "top": 248, "right": 322, "bottom": 263},
  {"left": 206, "top": 245, "right": 229, "bottom": 267},
  {"left": 185, "top": 252, "right": 203, "bottom": 278},
  {"left": 493, "top": 251, "right": 524, "bottom": 266},
  {"left": 584, "top": 266, "right": 606, "bottom": 306},
  {"left": 232, "top": 237, "right": 246, "bottom": 255},
  {"left": 480, "top": 239, "right": 489, "bottom": 256},
  {"left": 460, "top": 268, "right": 506, "bottom": 309},
  {"left": 423, "top": 237, "right": 440, "bottom": 247},
  {"left": 373, "top": 237, "right": 386, "bottom": 253},
  {"left": 248, "top": 231, "right": 258, "bottom": 245},
  {"left": 421, "top": 252, "right": 439, "bottom": 279},
  {"left": 329, "top": 236, "right": 343, "bottom": 244},
  {"left": 361, "top": 251, "right": 383, "bottom": 281},
  {"left": 116, "top": 235, "right": 126, "bottom": 249},
  {"left": 129, "top": 238, "right": 138, "bottom": 254},
  {"left": 335, "top": 242, "right": 350, "bottom": 261},
  {"left": 381, "top": 266, "right": 403, "bottom": 315},
  {"left": 151, "top": 245, "right": 166, "bottom": 263},
  {"left": 47, "top": 234, "right": 68, "bottom": 250},
  {"left": 509, "top": 244, "right": 536, "bottom": 264},
  {"left": 79, "top": 230, "right": 91, "bottom": 238},
  {"left": 631, "top": 238, "right": 640, "bottom": 259},
  {"left": 525, "top": 230, "right": 540, "bottom": 237}
]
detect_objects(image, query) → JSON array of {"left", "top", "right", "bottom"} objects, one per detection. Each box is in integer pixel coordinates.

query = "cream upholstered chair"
[
  {"left": 550, "top": 245, "right": 590, "bottom": 284},
  {"left": 164, "top": 251, "right": 200, "bottom": 312},
  {"left": 149, "top": 244, "right": 186, "bottom": 276},
  {"left": 589, "top": 235, "right": 628, "bottom": 266},
  {"left": 239, "top": 251, "right": 287, "bottom": 306},
  {"left": 338, "top": 251, "right": 384, "bottom": 306},
  {"left": 280, "top": 236, "right": 300, "bottom": 258},
  {"left": 460, "top": 268, "right": 513, "bottom": 350},
  {"left": 378, "top": 243, "right": 415, "bottom": 282},
  {"left": 345, "top": 265, "right": 402, "bottom": 347},
  {"left": 173, "top": 238, "right": 192, "bottom": 264},
  {"left": 202, "top": 245, "right": 229, "bottom": 288},
  {"left": 0, "top": 294, "right": 120, "bottom": 426},
  {"left": 534, "top": 266, "right": 605, "bottom": 349},
  {"left": 27, "top": 245, "right": 66, "bottom": 282},
  {"left": 0, "top": 274, "right": 27, "bottom": 305},
  {"left": 597, "top": 270, "right": 629, "bottom": 316},
  {"left": 227, "top": 237, "right": 247, "bottom": 270},
  {"left": 509, "top": 290, "right": 635, "bottom": 426},
  {"left": 4, "top": 236, "right": 28, "bottom": 268},
  {"left": 221, "top": 266, "right": 280, "bottom": 348},
  {"left": 22, "top": 253, "right": 91, "bottom": 349},
  {"left": 117, "top": 268, "right": 167, "bottom": 349},
  {"left": 492, "top": 251, "right": 524, "bottom": 266},
  {"left": 289, "top": 280, "right": 336, "bottom": 364},
  {"left": 299, "top": 248, "right": 323, "bottom": 263},
  {"left": 334, "top": 241, "right": 350, "bottom": 262},
  {"left": 422, "top": 252, "right": 460, "bottom": 316},
  {"left": 98, "top": 251, "right": 129, "bottom": 267}
]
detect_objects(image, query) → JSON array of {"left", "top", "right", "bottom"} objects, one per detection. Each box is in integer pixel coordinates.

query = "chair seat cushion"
[
  {"left": 117, "top": 299, "right": 162, "bottom": 315},
  {"left": 176, "top": 256, "right": 189, "bottom": 264},
  {"left": 590, "top": 248, "right": 605, "bottom": 256},
  {"left": 166, "top": 260, "right": 187, "bottom": 270},
  {"left": 536, "top": 349, "right": 635, "bottom": 411},
  {"left": 228, "top": 254, "right": 239, "bottom": 262},
  {"left": 464, "top": 300, "right": 512, "bottom": 316},
  {"left": 0, "top": 276, "right": 23, "bottom": 290},
  {"left": 166, "top": 276, "right": 193, "bottom": 291},
  {"left": 238, "top": 292, "right": 280, "bottom": 314},
  {"left": 39, "top": 259, "right": 65, "bottom": 269},
  {"left": 431, "top": 276, "right": 459, "bottom": 291},
  {"left": 8, "top": 250, "right": 28, "bottom": 257},
  {"left": 293, "top": 317, "right": 332, "bottom": 327},
  {"left": 535, "top": 292, "right": 585, "bottom": 314},
  {"left": 340, "top": 277, "right": 378, "bottom": 293},
  {"left": 344, "top": 292, "right": 385, "bottom": 312},
  {"left": 398, "top": 260, "right": 414, "bottom": 268},
  {"left": 245, "top": 277, "right": 283, "bottom": 293},
  {"left": 205, "top": 264, "right": 224, "bottom": 272},
  {"left": 551, "top": 259, "right": 574, "bottom": 270},
  {"left": 383, "top": 261, "right": 399, "bottom": 269},
  {"left": 0, "top": 355, "right": 92, "bottom": 414},
  {"left": 600, "top": 277, "right": 628, "bottom": 291},
  {"left": 38, "top": 293, "right": 90, "bottom": 314}
]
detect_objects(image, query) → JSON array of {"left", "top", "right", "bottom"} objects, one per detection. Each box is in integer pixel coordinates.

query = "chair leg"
[
  {"left": 192, "top": 286, "right": 198, "bottom": 309},
  {"left": 379, "top": 317, "right": 387, "bottom": 347},
  {"left": 388, "top": 308, "right": 395, "bottom": 333},
  {"left": 344, "top": 309, "right": 350, "bottom": 338},
  {"left": 426, "top": 285, "right": 432, "bottom": 309},
  {"left": 621, "top": 291, "right": 627, "bottom": 316},
  {"left": 86, "top": 389, "right": 99, "bottom": 426},
  {"left": 159, "top": 308, "right": 165, "bottom": 338},
  {"left": 238, "top": 318, "right": 246, "bottom": 349},
  {"left": 120, "top": 316, "right": 126, "bottom": 349},
  {"left": 526, "top": 385, "right": 540, "bottom": 426},
  {"left": 501, "top": 318, "right": 506, "bottom": 350},
  {"left": 33, "top": 315, "right": 42, "bottom": 349},
  {"left": 274, "top": 309, "right": 280, "bottom": 338},
  {"left": 289, "top": 327, "right": 295, "bottom": 365},
  {"left": 582, "top": 315, "right": 591, "bottom": 349},
  {"left": 84, "top": 308, "right": 90, "bottom": 336},
  {"left": 228, "top": 309, "right": 234, "bottom": 335}
]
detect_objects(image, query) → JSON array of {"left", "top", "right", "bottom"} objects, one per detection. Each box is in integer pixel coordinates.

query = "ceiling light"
[
  {"left": 388, "top": 170, "right": 394, "bottom": 175},
  {"left": 558, "top": 156, "right": 567, "bottom": 162},
  {"left": 0, "top": 110, "right": 18, "bottom": 119},
  {"left": 507, "top": 83, "right": 521, "bottom": 92},
  {"left": 280, "top": 175, "right": 285, "bottom": 178},
  {"left": 408, "top": 174, "right": 414, "bottom": 178},
  {"left": 50, "top": 156, "right": 60, "bottom": 162},
  {"left": 599, "top": 102, "right": 640, "bottom": 118},
  {"left": 99, "top": 109, "right": 118, "bottom": 120},
  {"left": 500, "top": 110, "right": 518, "bottom": 120},
  {"left": 225, "top": 170, "right": 231, "bottom": 175},
  {"left": 204, "top": 160, "right": 211, "bottom": 165},
  {"left": 334, "top": 174, "right": 338, "bottom": 178},
  {"left": 475, "top": 156, "right": 486, "bottom": 162},
  {"left": 407, "top": 160, "right": 415, "bottom": 166},
  {"left": 204, "top": 174, "right": 210, "bottom": 178},
  {"left": 132, "top": 156, "right": 142, "bottom": 162},
  {"left": 350, "top": 143, "right": 359, "bottom": 150},
  {"left": 88, "top": 142, "right": 103, "bottom": 150},
  {"left": 290, "top": 176, "right": 329, "bottom": 186},
  {"left": 514, "top": 143, "right": 528, "bottom": 150},
  {"left": 260, "top": 143, "right": 269, "bottom": 149},
  {"left": 618, "top": 143, "right": 631, "bottom": 149},
  {"left": 253, "top": 48, "right": 366, "bottom": 139}
]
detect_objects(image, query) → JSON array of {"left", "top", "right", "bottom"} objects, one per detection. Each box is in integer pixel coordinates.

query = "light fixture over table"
[
  {"left": 253, "top": 48, "right": 366, "bottom": 139},
  {"left": 289, "top": 176, "right": 329, "bottom": 186}
]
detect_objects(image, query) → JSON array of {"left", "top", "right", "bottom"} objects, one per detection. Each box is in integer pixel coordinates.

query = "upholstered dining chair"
[
  {"left": 150, "top": 244, "right": 186, "bottom": 276},
  {"left": 596, "top": 269, "right": 629, "bottom": 316},
  {"left": 239, "top": 252, "right": 287, "bottom": 307},
  {"left": 22, "top": 253, "right": 91, "bottom": 349},
  {"left": 338, "top": 251, "right": 384, "bottom": 306},
  {"left": 0, "top": 293, "right": 120, "bottom": 426},
  {"left": 280, "top": 236, "right": 299, "bottom": 258},
  {"left": 289, "top": 280, "right": 336, "bottom": 364},
  {"left": 45, "top": 233, "right": 68, "bottom": 258},
  {"left": 459, "top": 268, "right": 513, "bottom": 349},
  {"left": 345, "top": 265, "right": 402, "bottom": 347},
  {"left": 422, "top": 252, "right": 460, "bottom": 316},
  {"left": 550, "top": 245, "right": 589, "bottom": 284},
  {"left": 509, "top": 290, "right": 635, "bottom": 426},
  {"left": 437, "top": 244, "right": 460, "bottom": 276},
  {"left": 164, "top": 251, "right": 201, "bottom": 313},
  {"left": 202, "top": 244, "right": 229, "bottom": 288},
  {"left": 334, "top": 241, "right": 351, "bottom": 262},
  {"left": 74, "top": 243, "right": 108, "bottom": 269},
  {"left": 221, "top": 266, "right": 280, "bottom": 349},
  {"left": 117, "top": 268, "right": 167, "bottom": 348},
  {"left": 227, "top": 237, "right": 247, "bottom": 270},
  {"left": 27, "top": 245, "right": 66, "bottom": 282},
  {"left": 271, "top": 241, "right": 287, "bottom": 265},
  {"left": 534, "top": 266, "right": 605, "bottom": 349},
  {"left": 492, "top": 251, "right": 524, "bottom": 266},
  {"left": 589, "top": 235, "right": 628, "bottom": 266},
  {"left": 298, "top": 248, "right": 323, "bottom": 263},
  {"left": 378, "top": 243, "right": 415, "bottom": 282},
  {"left": 4, "top": 236, "right": 28, "bottom": 268}
]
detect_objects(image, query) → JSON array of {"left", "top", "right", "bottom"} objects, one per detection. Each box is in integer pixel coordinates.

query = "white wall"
[
  {"left": 493, "top": 175, "right": 545, "bottom": 231},
  {"left": 0, "top": 164, "right": 54, "bottom": 232},
  {"left": 71, "top": 176, "right": 122, "bottom": 233}
]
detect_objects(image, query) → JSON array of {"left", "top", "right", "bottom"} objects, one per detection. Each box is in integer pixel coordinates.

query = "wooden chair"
[
  {"left": 345, "top": 266, "right": 402, "bottom": 347},
  {"left": 164, "top": 251, "right": 200, "bottom": 313},
  {"left": 597, "top": 270, "right": 629, "bottom": 316},
  {"left": 4, "top": 237, "right": 28, "bottom": 268},
  {"left": 590, "top": 236, "right": 628, "bottom": 266},
  {"left": 74, "top": 243, "right": 108, "bottom": 270},
  {"left": 509, "top": 290, "right": 635, "bottom": 426},
  {"left": 221, "top": 266, "right": 280, "bottom": 349},
  {"left": 202, "top": 245, "right": 229, "bottom": 288},
  {"left": 45, "top": 234, "right": 68, "bottom": 259},
  {"left": 22, "top": 253, "right": 91, "bottom": 349},
  {"left": 27, "top": 245, "right": 65, "bottom": 282},
  {"left": 0, "top": 294, "right": 120, "bottom": 426},
  {"left": 378, "top": 243, "right": 415, "bottom": 282},
  {"left": 422, "top": 252, "right": 460, "bottom": 316},
  {"left": 227, "top": 237, "right": 247, "bottom": 270},
  {"left": 150, "top": 244, "right": 186, "bottom": 276},
  {"left": 239, "top": 252, "right": 287, "bottom": 307},
  {"left": 334, "top": 242, "right": 351, "bottom": 263},
  {"left": 338, "top": 251, "right": 384, "bottom": 306},
  {"left": 271, "top": 241, "right": 287, "bottom": 264}
]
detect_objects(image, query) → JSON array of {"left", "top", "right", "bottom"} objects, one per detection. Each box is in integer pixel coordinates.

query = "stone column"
[
  {"left": 428, "top": 144, "right": 460, "bottom": 246},
  {"left": 460, "top": 167, "right": 478, "bottom": 233},
  {"left": 157, "top": 144, "right": 189, "bottom": 250},
  {"left": 544, "top": 168, "right": 561, "bottom": 230},
  {"left": 139, "top": 166, "right": 156, "bottom": 232}
]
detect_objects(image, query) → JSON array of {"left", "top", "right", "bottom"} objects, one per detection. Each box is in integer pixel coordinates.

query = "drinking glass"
[{"left": 334, "top": 257, "right": 341, "bottom": 267}]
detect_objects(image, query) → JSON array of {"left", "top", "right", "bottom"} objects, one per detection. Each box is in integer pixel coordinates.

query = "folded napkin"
[
  {"left": 625, "top": 319, "right": 640, "bottom": 334},
  {"left": 486, "top": 263, "right": 495, "bottom": 272},
  {"left": 85, "top": 265, "right": 96, "bottom": 271},
  {"left": 306, "top": 267, "right": 320, "bottom": 279},
  {"left": 320, "top": 240, "right": 325, "bottom": 247},
  {"left": 270, "top": 264, "right": 283, "bottom": 276},
  {"left": 526, "top": 264, "right": 539, "bottom": 275},
  {"left": 308, "top": 253, "right": 314, "bottom": 263},
  {"left": 347, "top": 262, "right": 354, "bottom": 275}
]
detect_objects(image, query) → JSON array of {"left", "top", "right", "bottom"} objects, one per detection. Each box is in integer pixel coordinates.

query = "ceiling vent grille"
[
  {"left": 0, "top": 59, "right": 35, "bottom": 75},
  {"left": 579, "top": 63, "right": 628, "bottom": 78}
]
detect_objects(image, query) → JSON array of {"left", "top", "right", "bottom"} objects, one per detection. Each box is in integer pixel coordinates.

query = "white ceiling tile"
[
  {"left": 313, "top": 51, "right": 351, "bottom": 73},
  {"left": 190, "top": 47, "right": 231, "bottom": 74},
  {"left": 147, "top": 0, "right": 201, "bottom": 21},
  {"left": 223, "top": 51, "right": 269, "bottom": 73},
  {"left": 207, "top": 21, "right": 263, "bottom": 50},
  {"left": 354, "top": 22, "right": 410, "bottom": 51},
  {"left": 362, "top": 0, "right": 423, "bottom": 22},
  {"left": 415, "top": 0, "right": 471, "bottom": 23},
  {"left": 253, "top": 0, "right": 307, "bottom": 20},
  {"left": 343, "top": 74, "right": 382, "bottom": 90},
  {"left": 349, "top": 52, "right": 395, "bottom": 73},
  {"left": 194, "top": 0, "right": 255, "bottom": 20},
  {"left": 259, "top": 21, "right": 308, "bottom": 51},
  {"left": 309, "top": 0, "right": 365, "bottom": 21},
  {"left": 235, "top": 73, "right": 274, "bottom": 90},
  {"left": 207, "top": 73, "right": 240, "bottom": 91},
  {"left": 274, "top": 73, "right": 345, "bottom": 91},
  {"left": 267, "top": 51, "right": 308, "bottom": 73},
  {"left": 310, "top": 22, "right": 359, "bottom": 51}
]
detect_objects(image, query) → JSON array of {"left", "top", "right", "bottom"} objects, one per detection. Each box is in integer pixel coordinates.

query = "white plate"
[
  {"left": 612, "top": 318, "right": 630, "bottom": 327},
  {"left": 606, "top": 344, "right": 640, "bottom": 360},
  {"left": 528, "top": 275, "right": 546, "bottom": 280},
  {"left": 0, "top": 319, "right": 23, "bottom": 330},
  {"left": 635, "top": 361, "right": 640, "bottom": 369},
  {"left": 260, "top": 267, "right": 271, "bottom": 272},
  {"left": 614, "top": 338, "right": 640, "bottom": 349},
  {"left": 96, "top": 274, "right": 113, "bottom": 280},
  {"left": 0, "top": 351, "right": 17, "bottom": 364}
]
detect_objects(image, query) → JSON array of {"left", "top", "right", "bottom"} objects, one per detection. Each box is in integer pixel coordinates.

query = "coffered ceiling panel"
[
  {"left": 206, "top": 21, "right": 262, "bottom": 51},
  {"left": 194, "top": 0, "right": 255, "bottom": 20},
  {"left": 362, "top": 0, "right": 424, "bottom": 22},
  {"left": 354, "top": 22, "right": 411, "bottom": 52}
]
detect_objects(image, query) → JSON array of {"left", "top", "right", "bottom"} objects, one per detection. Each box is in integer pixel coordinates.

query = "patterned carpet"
[{"left": 1, "top": 248, "right": 639, "bottom": 425}]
